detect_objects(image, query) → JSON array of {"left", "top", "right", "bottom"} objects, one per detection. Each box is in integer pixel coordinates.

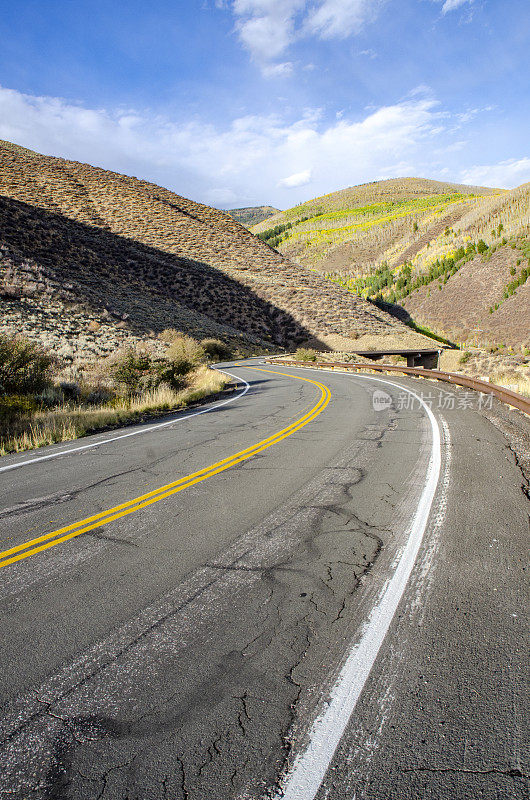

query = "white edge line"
[
  {"left": 0, "top": 368, "right": 250, "bottom": 475},
  {"left": 276, "top": 370, "right": 441, "bottom": 800}
]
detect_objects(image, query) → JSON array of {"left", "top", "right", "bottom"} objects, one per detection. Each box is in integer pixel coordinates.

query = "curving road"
[{"left": 0, "top": 360, "right": 527, "bottom": 799}]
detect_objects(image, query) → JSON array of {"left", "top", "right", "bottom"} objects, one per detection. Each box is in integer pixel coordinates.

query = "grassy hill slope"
[
  {"left": 334, "top": 184, "right": 530, "bottom": 348},
  {"left": 251, "top": 177, "right": 498, "bottom": 273},
  {"left": 252, "top": 176, "right": 529, "bottom": 348},
  {"left": 0, "top": 141, "right": 431, "bottom": 363}
]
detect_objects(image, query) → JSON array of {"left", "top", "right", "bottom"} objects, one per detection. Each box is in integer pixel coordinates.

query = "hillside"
[
  {"left": 333, "top": 183, "right": 530, "bottom": 348},
  {"left": 252, "top": 177, "right": 530, "bottom": 349},
  {"left": 226, "top": 206, "right": 280, "bottom": 227},
  {"left": 0, "top": 141, "right": 432, "bottom": 364},
  {"left": 251, "top": 178, "right": 499, "bottom": 273},
  {"left": 401, "top": 239, "right": 530, "bottom": 348}
]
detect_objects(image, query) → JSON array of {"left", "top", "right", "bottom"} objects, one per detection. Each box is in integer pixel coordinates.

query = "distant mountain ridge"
[
  {"left": 226, "top": 206, "right": 280, "bottom": 227},
  {"left": 0, "top": 140, "right": 432, "bottom": 364}
]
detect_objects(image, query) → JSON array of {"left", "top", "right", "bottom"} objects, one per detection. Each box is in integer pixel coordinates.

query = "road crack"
[{"left": 402, "top": 765, "right": 527, "bottom": 778}]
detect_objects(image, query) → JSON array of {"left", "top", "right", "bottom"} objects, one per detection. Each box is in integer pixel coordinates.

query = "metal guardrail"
[{"left": 265, "top": 359, "right": 530, "bottom": 416}]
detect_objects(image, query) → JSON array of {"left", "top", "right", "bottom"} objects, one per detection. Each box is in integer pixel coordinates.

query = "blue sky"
[{"left": 0, "top": 0, "right": 529, "bottom": 208}]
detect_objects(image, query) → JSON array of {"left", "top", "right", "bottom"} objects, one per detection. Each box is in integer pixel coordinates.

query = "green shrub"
[
  {"left": 459, "top": 351, "right": 471, "bottom": 364},
  {"left": 201, "top": 338, "right": 233, "bottom": 361},
  {"left": 166, "top": 335, "right": 204, "bottom": 365},
  {"left": 86, "top": 387, "right": 115, "bottom": 405},
  {"left": 113, "top": 351, "right": 152, "bottom": 392},
  {"left": 295, "top": 348, "right": 318, "bottom": 362},
  {"left": 477, "top": 239, "right": 488, "bottom": 254},
  {"left": 157, "top": 328, "right": 183, "bottom": 343},
  {"left": 37, "top": 386, "right": 66, "bottom": 408},
  {"left": 0, "top": 334, "right": 55, "bottom": 395},
  {"left": 156, "top": 357, "right": 193, "bottom": 390},
  {"left": 0, "top": 394, "right": 37, "bottom": 424}
]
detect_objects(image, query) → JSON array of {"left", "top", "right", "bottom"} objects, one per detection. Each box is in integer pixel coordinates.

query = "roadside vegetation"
[
  {"left": 439, "top": 345, "right": 530, "bottom": 397},
  {"left": 294, "top": 347, "right": 318, "bottom": 362},
  {"left": 0, "top": 332, "right": 232, "bottom": 455}
]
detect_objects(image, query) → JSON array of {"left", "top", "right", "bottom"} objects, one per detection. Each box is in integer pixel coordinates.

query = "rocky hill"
[
  {"left": 0, "top": 141, "right": 431, "bottom": 365},
  {"left": 226, "top": 206, "right": 280, "bottom": 227}
]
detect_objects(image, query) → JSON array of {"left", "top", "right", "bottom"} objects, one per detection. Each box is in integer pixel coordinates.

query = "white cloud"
[
  {"left": 306, "top": 0, "right": 381, "bottom": 39},
  {"left": 278, "top": 169, "right": 312, "bottom": 187},
  {"left": 0, "top": 85, "right": 462, "bottom": 207},
  {"left": 461, "top": 158, "right": 530, "bottom": 189},
  {"left": 439, "top": 0, "right": 472, "bottom": 14},
  {"left": 262, "top": 61, "right": 294, "bottom": 77},
  {"left": 232, "top": 0, "right": 305, "bottom": 72},
  {"left": 230, "top": 0, "right": 466, "bottom": 77},
  {"left": 229, "top": 0, "right": 383, "bottom": 76}
]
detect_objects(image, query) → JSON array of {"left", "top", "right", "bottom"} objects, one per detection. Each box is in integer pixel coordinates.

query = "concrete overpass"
[{"left": 352, "top": 348, "right": 446, "bottom": 368}]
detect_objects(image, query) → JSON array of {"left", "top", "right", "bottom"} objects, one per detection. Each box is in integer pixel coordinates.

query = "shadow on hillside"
[
  {"left": 372, "top": 298, "right": 458, "bottom": 347},
  {"left": 0, "top": 196, "right": 321, "bottom": 348}
]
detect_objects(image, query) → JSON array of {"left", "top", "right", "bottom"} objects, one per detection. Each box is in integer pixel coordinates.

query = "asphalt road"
[{"left": 0, "top": 360, "right": 527, "bottom": 799}]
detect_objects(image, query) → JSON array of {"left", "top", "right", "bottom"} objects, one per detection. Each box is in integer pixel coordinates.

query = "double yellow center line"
[{"left": 0, "top": 368, "right": 331, "bottom": 569}]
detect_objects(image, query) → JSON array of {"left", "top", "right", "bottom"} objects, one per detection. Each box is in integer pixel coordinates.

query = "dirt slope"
[
  {"left": 402, "top": 241, "right": 530, "bottom": 348},
  {"left": 0, "top": 141, "right": 433, "bottom": 362}
]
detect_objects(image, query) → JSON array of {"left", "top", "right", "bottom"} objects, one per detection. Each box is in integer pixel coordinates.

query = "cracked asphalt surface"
[{"left": 0, "top": 360, "right": 528, "bottom": 799}]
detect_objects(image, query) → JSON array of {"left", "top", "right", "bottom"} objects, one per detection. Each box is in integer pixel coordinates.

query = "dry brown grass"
[
  {"left": 488, "top": 373, "right": 530, "bottom": 397},
  {"left": 0, "top": 367, "right": 228, "bottom": 456}
]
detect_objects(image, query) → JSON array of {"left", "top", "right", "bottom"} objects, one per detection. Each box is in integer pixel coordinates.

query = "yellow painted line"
[{"left": 0, "top": 368, "right": 331, "bottom": 569}]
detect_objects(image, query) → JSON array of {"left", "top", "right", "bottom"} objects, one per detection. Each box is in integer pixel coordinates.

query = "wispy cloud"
[
  {"left": 278, "top": 169, "right": 312, "bottom": 188},
  {"left": 232, "top": 0, "right": 305, "bottom": 74},
  {"left": 229, "top": 0, "right": 383, "bottom": 76},
  {"left": 229, "top": 1, "right": 479, "bottom": 75},
  {"left": 359, "top": 48, "right": 377, "bottom": 58},
  {"left": 439, "top": 0, "right": 473, "bottom": 14},
  {"left": 461, "top": 157, "right": 530, "bottom": 188},
  {"left": 0, "top": 84, "right": 490, "bottom": 206},
  {"left": 305, "top": 0, "right": 382, "bottom": 39}
]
